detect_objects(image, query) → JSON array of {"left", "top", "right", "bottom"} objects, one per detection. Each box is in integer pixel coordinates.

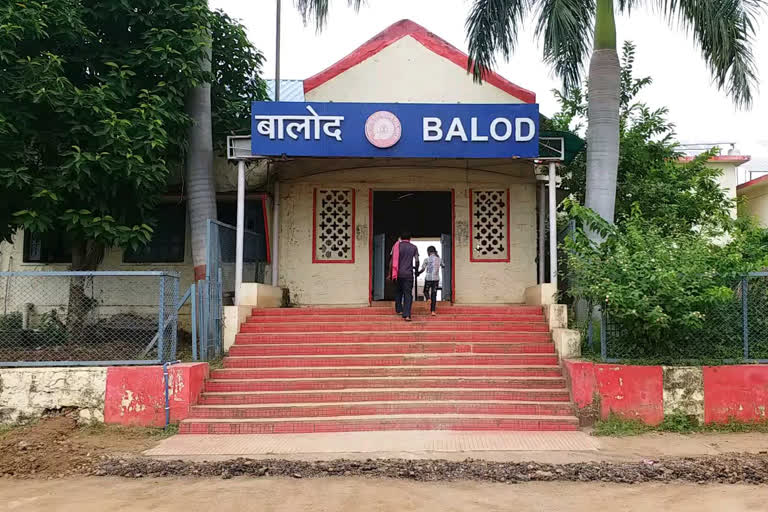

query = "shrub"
[{"left": 565, "top": 202, "right": 768, "bottom": 361}]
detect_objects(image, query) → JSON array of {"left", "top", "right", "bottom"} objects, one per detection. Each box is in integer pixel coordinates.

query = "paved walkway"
[
  {"left": 145, "top": 430, "right": 768, "bottom": 462},
  {"left": 146, "top": 431, "right": 597, "bottom": 460}
]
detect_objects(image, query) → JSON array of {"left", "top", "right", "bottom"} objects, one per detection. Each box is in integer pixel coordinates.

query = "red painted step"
[
  {"left": 180, "top": 302, "right": 577, "bottom": 435},
  {"left": 234, "top": 332, "right": 551, "bottom": 344},
  {"left": 210, "top": 365, "right": 563, "bottom": 380},
  {"left": 249, "top": 306, "right": 544, "bottom": 316},
  {"left": 203, "top": 376, "right": 566, "bottom": 392},
  {"left": 227, "top": 342, "right": 556, "bottom": 357},
  {"left": 179, "top": 415, "right": 580, "bottom": 434},
  {"left": 239, "top": 321, "right": 550, "bottom": 333},
  {"left": 210, "top": 366, "right": 563, "bottom": 379},
  {"left": 247, "top": 314, "right": 547, "bottom": 323},
  {"left": 198, "top": 388, "right": 571, "bottom": 405},
  {"left": 223, "top": 354, "right": 559, "bottom": 369},
  {"left": 188, "top": 401, "right": 574, "bottom": 419}
]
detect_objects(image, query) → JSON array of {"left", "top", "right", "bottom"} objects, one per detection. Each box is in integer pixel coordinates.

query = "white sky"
[{"left": 212, "top": 0, "right": 768, "bottom": 175}]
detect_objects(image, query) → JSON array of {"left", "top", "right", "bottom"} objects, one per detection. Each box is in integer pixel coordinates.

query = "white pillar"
[
  {"left": 548, "top": 162, "right": 558, "bottom": 288},
  {"left": 271, "top": 180, "right": 280, "bottom": 287},
  {"left": 234, "top": 160, "right": 245, "bottom": 306},
  {"left": 538, "top": 181, "right": 546, "bottom": 284}
]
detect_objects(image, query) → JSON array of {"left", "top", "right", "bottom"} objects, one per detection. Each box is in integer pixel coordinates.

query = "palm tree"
[
  {"left": 187, "top": 13, "right": 217, "bottom": 281},
  {"left": 297, "top": 0, "right": 762, "bottom": 231}
]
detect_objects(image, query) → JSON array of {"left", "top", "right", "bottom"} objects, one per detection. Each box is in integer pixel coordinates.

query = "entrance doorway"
[{"left": 370, "top": 191, "right": 453, "bottom": 302}]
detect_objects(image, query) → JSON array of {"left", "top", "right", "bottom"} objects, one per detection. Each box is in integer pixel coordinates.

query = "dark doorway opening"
[{"left": 371, "top": 191, "right": 453, "bottom": 302}]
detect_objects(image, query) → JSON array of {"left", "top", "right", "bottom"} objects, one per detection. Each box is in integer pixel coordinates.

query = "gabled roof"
[
  {"left": 737, "top": 173, "right": 768, "bottom": 192},
  {"left": 677, "top": 155, "right": 751, "bottom": 164},
  {"left": 303, "top": 19, "right": 536, "bottom": 103}
]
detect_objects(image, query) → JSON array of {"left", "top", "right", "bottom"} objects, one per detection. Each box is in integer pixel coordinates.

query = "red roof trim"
[
  {"left": 303, "top": 19, "right": 536, "bottom": 103},
  {"left": 737, "top": 173, "right": 768, "bottom": 191},
  {"left": 678, "top": 155, "right": 751, "bottom": 164}
]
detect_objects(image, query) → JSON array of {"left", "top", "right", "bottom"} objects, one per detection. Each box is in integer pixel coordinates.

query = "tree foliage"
[
  {"left": 463, "top": 0, "right": 763, "bottom": 108},
  {"left": 0, "top": 1, "right": 267, "bottom": 264},
  {"left": 564, "top": 201, "right": 768, "bottom": 359},
  {"left": 210, "top": 9, "right": 267, "bottom": 155},
  {"left": 554, "top": 41, "right": 768, "bottom": 358},
  {"left": 557, "top": 42, "right": 735, "bottom": 235}
]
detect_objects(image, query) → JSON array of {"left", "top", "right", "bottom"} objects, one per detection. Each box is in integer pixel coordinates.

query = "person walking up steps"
[
  {"left": 388, "top": 236, "right": 402, "bottom": 315},
  {"left": 418, "top": 246, "right": 442, "bottom": 316},
  {"left": 391, "top": 232, "right": 419, "bottom": 321}
]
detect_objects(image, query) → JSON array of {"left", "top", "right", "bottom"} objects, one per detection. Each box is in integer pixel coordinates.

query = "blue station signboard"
[{"left": 251, "top": 102, "right": 539, "bottom": 159}]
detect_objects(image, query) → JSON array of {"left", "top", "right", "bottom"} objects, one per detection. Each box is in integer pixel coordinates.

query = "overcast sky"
[{"left": 212, "top": 0, "right": 768, "bottom": 176}]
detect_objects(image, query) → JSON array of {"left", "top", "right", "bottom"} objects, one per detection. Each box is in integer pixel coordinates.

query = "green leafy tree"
[
  {"left": 557, "top": 42, "right": 735, "bottom": 235},
  {"left": 564, "top": 201, "right": 768, "bottom": 361},
  {"left": 0, "top": 1, "right": 266, "bottom": 264},
  {"left": 0, "top": 1, "right": 266, "bottom": 336}
]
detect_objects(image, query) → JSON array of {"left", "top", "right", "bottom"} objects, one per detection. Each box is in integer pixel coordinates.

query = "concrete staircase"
[{"left": 179, "top": 303, "right": 578, "bottom": 434}]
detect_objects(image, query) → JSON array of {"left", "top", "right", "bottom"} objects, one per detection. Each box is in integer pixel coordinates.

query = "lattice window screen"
[
  {"left": 470, "top": 189, "right": 510, "bottom": 262},
  {"left": 313, "top": 188, "right": 355, "bottom": 263}
]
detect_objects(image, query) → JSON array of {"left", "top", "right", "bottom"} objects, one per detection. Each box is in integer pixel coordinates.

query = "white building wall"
[{"left": 278, "top": 166, "right": 537, "bottom": 305}]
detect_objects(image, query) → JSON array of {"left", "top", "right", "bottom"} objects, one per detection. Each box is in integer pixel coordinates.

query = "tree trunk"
[
  {"left": 585, "top": 0, "right": 620, "bottom": 239},
  {"left": 186, "top": 41, "right": 217, "bottom": 281},
  {"left": 67, "top": 240, "right": 104, "bottom": 342}
]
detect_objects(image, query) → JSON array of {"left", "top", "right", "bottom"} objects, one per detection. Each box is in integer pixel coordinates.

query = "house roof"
[
  {"left": 737, "top": 173, "right": 768, "bottom": 192},
  {"left": 677, "top": 155, "right": 751, "bottom": 164},
  {"left": 303, "top": 19, "right": 536, "bottom": 103}
]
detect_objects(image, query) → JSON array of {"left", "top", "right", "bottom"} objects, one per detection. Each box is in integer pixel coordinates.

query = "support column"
[
  {"left": 538, "top": 181, "right": 546, "bottom": 284},
  {"left": 234, "top": 160, "right": 245, "bottom": 306},
  {"left": 548, "top": 162, "right": 558, "bottom": 288},
  {"left": 271, "top": 181, "right": 280, "bottom": 287}
]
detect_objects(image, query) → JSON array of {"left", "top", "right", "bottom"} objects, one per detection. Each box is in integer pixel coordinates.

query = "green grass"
[
  {"left": 0, "top": 423, "right": 20, "bottom": 439},
  {"left": 594, "top": 412, "right": 768, "bottom": 436},
  {"left": 79, "top": 422, "right": 179, "bottom": 440},
  {"left": 206, "top": 356, "right": 225, "bottom": 370},
  {"left": 592, "top": 415, "right": 652, "bottom": 436}
]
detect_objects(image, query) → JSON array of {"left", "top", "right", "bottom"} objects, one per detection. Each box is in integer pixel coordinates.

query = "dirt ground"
[
  {"left": 0, "top": 413, "right": 166, "bottom": 478},
  {"left": 0, "top": 477, "right": 767, "bottom": 512}
]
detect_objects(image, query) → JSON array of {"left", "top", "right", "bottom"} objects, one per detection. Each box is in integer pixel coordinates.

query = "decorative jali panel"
[
  {"left": 470, "top": 189, "right": 510, "bottom": 262},
  {"left": 313, "top": 188, "right": 355, "bottom": 263}
]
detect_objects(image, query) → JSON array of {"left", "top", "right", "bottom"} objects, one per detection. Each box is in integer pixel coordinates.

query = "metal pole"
[
  {"left": 537, "top": 181, "right": 546, "bottom": 284},
  {"left": 157, "top": 276, "right": 165, "bottom": 362},
  {"left": 190, "top": 283, "right": 198, "bottom": 361},
  {"left": 742, "top": 276, "right": 749, "bottom": 360},
  {"left": 271, "top": 181, "right": 280, "bottom": 287},
  {"left": 274, "top": 0, "right": 281, "bottom": 102},
  {"left": 235, "top": 160, "right": 245, "bottom": 306},
  {"left": 548, "top": 162, "right": 557, "bottom": 288}
]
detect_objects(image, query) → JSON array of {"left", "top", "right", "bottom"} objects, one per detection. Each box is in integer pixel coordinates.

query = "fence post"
[
  {"left": 206, "top": 219, "right": 212, "bottom": 281},
  {"left": 171, "top": 274, "right": 179, "bottom": 359},
  {"left": 157, "top": 275, "right": 165, "bottom": 362},
  {"left": 742, "top": 276, "right": 749, "bottom": 361},
  {"left": 191, "top": 282, "right": 198, "bottom": 361},
  {"left": 199, "top": 280, "right": 207, "bottom": 361},
  {"left": 600, "top": 308, "right": 607, "bottom": 361},
  {"left": 217, "top": 267, "right": 223, "bottom": 357}
]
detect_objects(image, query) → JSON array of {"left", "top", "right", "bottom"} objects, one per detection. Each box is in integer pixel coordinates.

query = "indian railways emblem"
[{"left": 365, "top": 111, "right": 402, "bottom": 148}]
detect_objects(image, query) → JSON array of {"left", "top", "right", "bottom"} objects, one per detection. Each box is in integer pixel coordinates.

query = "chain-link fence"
[
  {"left": 586, "top": 273, "right": 768, "bottom": 364},
  {"left": 207, "top": 219, "right": 269, "bottom": 306},
  {"left": 0, "top": 271, "right": 179, "bottom": 365}
]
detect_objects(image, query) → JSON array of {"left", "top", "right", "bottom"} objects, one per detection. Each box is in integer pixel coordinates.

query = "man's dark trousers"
[{"left": 396, "top": 277, "right": 414, "bottom": 319}]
